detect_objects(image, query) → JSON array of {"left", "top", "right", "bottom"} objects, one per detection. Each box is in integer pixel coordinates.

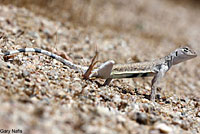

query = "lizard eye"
[{"left": 183, "top": 48, "right": 189, "bottom": 52}]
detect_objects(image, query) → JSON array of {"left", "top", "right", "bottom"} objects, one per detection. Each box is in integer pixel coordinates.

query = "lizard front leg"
[{"left": 150, "top": 64, "right": 169, "bottom": 102}]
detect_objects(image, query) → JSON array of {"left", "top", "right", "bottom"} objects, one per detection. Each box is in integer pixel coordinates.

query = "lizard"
[
  {"left": 0, "top": 46, "right": 197, "bottom": 102},
  {"left": 89, "top": 46, "right": 197, "bottom": 101}
]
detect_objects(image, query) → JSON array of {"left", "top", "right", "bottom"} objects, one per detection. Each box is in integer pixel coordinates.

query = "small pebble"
[
  {"left": 142, "top": 103, "right": 151, "bottom": 113},
  {"left": 196, "top": 112, "right": 200, "bottom": 117},
  {"left": 153, "top": 123, "right": 172, "bottom": 133},
  {"left": 22, "top": 70, "right": 30, "bottom": 77},
  {"left": 172, "top": 118, "right": 182, "bottom": 125},
  {"left": 96, "top": 106, "right": 111, "bottom": 117},
  {"left": 180, "top": 120, "right": 190, "bottom": 130},
  {"left": 133, "top": 112, "right": 148, "bottom": 125}
]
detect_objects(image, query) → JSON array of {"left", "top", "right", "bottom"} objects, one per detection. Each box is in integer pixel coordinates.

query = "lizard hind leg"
[
  {"left": 103, "top": 78, "right": 113, "bottom": 86},
  {"left": 89, "top": 60, "right": 115, "bottom": 82}
]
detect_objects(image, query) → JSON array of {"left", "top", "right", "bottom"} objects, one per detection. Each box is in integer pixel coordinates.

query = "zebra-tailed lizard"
[{"left": 0, "top": 46, "right": 197, "bottom": 102}]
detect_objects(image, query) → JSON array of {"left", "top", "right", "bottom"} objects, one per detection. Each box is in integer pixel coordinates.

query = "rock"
[
  {"left": 142, "top": 103, "right": 152, "bottom": 113},
  {"left": 172, "top": 118, "right": 182, "bottom": 125},
  {"left": 180, "top": 120, "right": 190, "bottom": 130},
  {"left": 116, "top": 115, "right": 126, "bottom": 123},
  {"left": 113, "top": 94, "right": 121, "bottom": 103},
  {"left": 96, "top": 106, "right": 111, "bottom": 117},
  {"left": 22, "top": 70, "right": 30, "bottom": 77},
  {"left": 149, "top": 115, "right": 159, "bottom": 124},
  {"left": 130, "top": 112, "right": 148, "bottom": 125},
  {"left": 153, "top": 123, "right": 172, "bottom": 133},
  {"left": 55, "top": 91, "right": 67, "bottom": 99},
  {"left": 196, "top": 112, "right": 200, "bottom": 117}
]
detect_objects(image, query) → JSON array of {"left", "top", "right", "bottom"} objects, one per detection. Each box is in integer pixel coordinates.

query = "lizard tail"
[{"left": 2, "top": 48, "right": 88, "bottom": 72}]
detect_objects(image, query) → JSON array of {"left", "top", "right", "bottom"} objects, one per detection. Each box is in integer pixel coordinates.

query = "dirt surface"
[{"left": 0, "top": 1, "right": 200, "bottom": 134}]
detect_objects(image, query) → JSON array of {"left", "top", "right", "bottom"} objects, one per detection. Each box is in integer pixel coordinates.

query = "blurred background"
[{"left": 1, "top": 0, "right": 200, "bottom": 51}]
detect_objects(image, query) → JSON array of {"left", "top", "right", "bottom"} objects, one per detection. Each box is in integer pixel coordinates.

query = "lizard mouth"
[{"left": 191, "top": 50, "right": 197, "bottom": 57}]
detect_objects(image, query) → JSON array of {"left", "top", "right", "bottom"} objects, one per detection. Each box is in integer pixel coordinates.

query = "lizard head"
[{"left": 172, "top": 46, "right": 197, "bottom": 65}]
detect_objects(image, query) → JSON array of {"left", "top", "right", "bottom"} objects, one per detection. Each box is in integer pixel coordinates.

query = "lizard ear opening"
[{"left": 175, "top": 51, "right": 178, "bottom": 56}]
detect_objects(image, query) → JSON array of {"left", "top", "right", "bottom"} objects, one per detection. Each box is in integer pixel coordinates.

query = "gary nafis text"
[{"left": 0, "top": 129, "right": 22, "bottom": 134}]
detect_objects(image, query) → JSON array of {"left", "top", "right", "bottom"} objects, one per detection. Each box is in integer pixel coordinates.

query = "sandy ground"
[{"left": 0, "top": 1, "right": 200, "bottom": 134}]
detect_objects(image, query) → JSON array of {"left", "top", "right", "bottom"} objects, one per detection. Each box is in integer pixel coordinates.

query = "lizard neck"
[{"left": 161, "top": 53, "right": 175, "bottom": 70}]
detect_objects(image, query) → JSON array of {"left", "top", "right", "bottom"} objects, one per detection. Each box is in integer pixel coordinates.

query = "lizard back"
[{"left": 110, "top": 59, "right": 165, "bottom": 78}]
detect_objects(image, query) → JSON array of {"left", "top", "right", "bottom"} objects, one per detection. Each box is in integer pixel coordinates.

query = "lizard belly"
[{"left": 110, "top": 71, "right": 155, "bottom": 79}]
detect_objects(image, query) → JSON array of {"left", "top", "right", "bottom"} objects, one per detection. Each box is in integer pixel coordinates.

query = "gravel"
[{"left": 0, "top": 2, "right": 199, "bottom": 134}]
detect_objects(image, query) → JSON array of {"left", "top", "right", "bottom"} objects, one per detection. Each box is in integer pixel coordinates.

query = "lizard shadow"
[
  {"left": 94, "top": 80, "right": 132, "bottom": 94},
  {"left": 134, "top": 88, "right": 151, "bottom": 100},
  {"left": 93, "top": 80, "right": 163, "bottom": 101},
  {"left": 134, "top": 88, "right": 162, "bottom": 101},
  {"left": 94, "top": 80, "right": 150, "bottom": 99}
]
